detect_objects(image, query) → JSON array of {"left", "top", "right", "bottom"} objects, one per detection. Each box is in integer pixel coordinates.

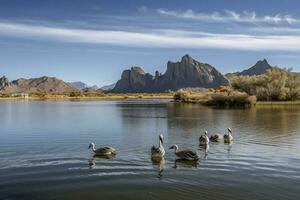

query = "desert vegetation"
[
  {"left": 0, "top": 91, "right": 174, "bottom": 100},
  {"left": 228, "top": 68, "right": 300, "bottom": 101},
  {"left": 174, "top": 86, "right": 257, "bottom": 108}
]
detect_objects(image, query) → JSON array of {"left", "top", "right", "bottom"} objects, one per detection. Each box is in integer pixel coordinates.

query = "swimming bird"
[
  {"left": 210, "top": 132, "right": 223, "bottom": 142},
  {"left": 151, "top": 134, "right": 165, "bottom": 159},
  {"left": 88, "top": 143, "right": 116, "bottom": 156},
  {"left": 199, "top": 131, "right": 210, "bottom": 145},
  {"left": 169, "top": 145, "right": 200, "bottom": 161},
  {"left": 224, "top": 128, "right": 234, "bottom": 143}
]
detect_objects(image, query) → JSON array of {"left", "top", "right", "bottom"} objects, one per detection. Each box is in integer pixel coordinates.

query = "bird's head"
[
  {"left": 169, "top": 144, "right": 178, "bottom": 151},
  {"left": 159, "top": 134, "right": 164, "bottom": 144},
  {"left": 205, "top": 131, "right": 208, "bottom": 135},
  {"left": 88, "top": 143, "right": 94, "bottom": 149},
  {"left": 228, "top": 128, "right": 232, "bottom": 133}
]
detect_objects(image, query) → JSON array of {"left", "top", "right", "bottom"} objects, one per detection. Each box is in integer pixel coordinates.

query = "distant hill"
[
  {"left": 100, "top": 83, "right": 116, "bottom": 91},
  {"left": 0, "top": 76, "right": 80, "bottom": 94},
  {"left": 228, "top": 59, "right": 273, "bottom": 76},
  {"left": 113, "top": 54, "right": 230, "bottom": 93},
  {"left": 69, "top": 81, "right": 88, "bottom": 90},
  {"left": 69, "top": 81, "right": 99, "bottom": 91},
  {"left": 88, "top": 85, "right": 99, "bottom": 90}
]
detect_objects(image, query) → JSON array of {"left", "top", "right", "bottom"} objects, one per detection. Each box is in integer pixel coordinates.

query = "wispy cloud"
[
  {"left": 157, "top": 9, "right": 299, "bottom": 25},
  {"left": 0, "top": 22, "right": 300, "bottom": 51}
]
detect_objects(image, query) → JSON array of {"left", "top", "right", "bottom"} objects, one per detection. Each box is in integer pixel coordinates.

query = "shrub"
[
  {"left": 206, "top": 91, "right": 256, "bottom": 108},
  {"left": 174, "top": 90, "right": 190, "bottom": 102},
  {"left": 69, "top": 91, "right": 82, "bottom": 97},
  {"left": 228, "top": 68, "right": 300, "bottom": 101}
]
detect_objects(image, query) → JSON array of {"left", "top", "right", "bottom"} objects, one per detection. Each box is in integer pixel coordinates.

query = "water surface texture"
[{"left": 0, "top": 100, "right": 299, "bottom": 200}]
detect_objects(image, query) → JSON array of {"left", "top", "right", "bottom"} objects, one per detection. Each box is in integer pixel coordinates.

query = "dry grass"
[{"left": 0, "top": 92, "right": 174, "bottom": 101}]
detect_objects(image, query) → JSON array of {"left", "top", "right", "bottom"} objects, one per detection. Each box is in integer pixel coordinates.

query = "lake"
[{"left": 0, "top": 100, "right": 299, "bottom": 200}]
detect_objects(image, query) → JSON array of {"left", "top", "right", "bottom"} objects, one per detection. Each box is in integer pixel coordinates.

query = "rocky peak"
[
  {"left": 131, "top": 66, "right": 145, "bottom": 75},
  {"left": 181, "top": 54, "right": 194, "bottom": 64},
  {"left": 234, "top": 59, "right": 273, "bottom": 76}
]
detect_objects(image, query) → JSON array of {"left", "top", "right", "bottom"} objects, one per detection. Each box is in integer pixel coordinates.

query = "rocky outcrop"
[
  {"left": 157, "top": 54, "right": 230, "bottom": 91},
  {"left": 0, "top": 76, "right": 80, "bottom": 94},
  {"left": 113, "top": 66, "right": 155, "bottom": 92},
  {"left": 113, "top": 54, "right": 230, "bottom": 93},
  {"left": 230, "top": 59, "right": 273, "bottom": 76}
]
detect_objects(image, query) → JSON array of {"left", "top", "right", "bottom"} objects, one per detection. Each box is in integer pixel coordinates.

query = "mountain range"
[
  {"left": 0, "top": 76, "right": 79, "bottom": 94},
  {"left": 0, "top": 55, "right": 278, "bottom": 94},
  {"left": 113, "top": 54, "right": 230, "bottom": 92}
]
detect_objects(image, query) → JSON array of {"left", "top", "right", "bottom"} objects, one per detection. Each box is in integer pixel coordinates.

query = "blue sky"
[{"left": 1, "top": 0, "right": 300, "bottom": 86}]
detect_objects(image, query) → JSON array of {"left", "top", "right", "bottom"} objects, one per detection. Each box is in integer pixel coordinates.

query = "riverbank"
[
  {"left": 2, "top": 92, "right": 300, "bottom": 106},
  {"left": 256, "top": 101, "right": 300, "bottom": 105},
  {"left": 0, "top": 93, "right": 174, "bottom": 101}
]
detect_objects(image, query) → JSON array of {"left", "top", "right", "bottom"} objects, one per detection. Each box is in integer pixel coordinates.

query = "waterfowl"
[
  {"left": 169, "top": 145, "right": 200, "bottom": 161},
  {"left": 88, "top": 143, "right": 116, "bottom": 156},
  {"left": 151, "top": 134, "right": 165, "bottom": 159},
  {"left": 210, "top": 132, "right": 223, "bottom": 142},
  {"left": 199, "top": 131, "right": 210, "bottom": 145},
  {"left": 224, "top": 128, "right": 234, "bottom": 143}
]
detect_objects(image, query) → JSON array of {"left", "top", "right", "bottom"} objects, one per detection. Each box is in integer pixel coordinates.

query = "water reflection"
[
  {"left": 151, "top": 157, "right": 165, "bottom": 178},
  {"left": 1, "top": 101, "right": 300, "bottom": 200},
  {"left": 225, "top": 142, "right": 233, "bottom": 156},
  {"left": 174, "top": 159, "right": 198, "bottom": 169},
  {"left": 88, "top": 154, "right": 115, "bottom": 169},
  {"left": 199, "top": 144, "right": 209, "bottom": 159}
]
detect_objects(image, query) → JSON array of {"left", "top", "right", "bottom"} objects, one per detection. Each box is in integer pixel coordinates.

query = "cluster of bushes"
[
  {"left": 29, "top": 92, "right": 46, "bottom": 98},
  {"left": 229, "top": 68, "right": 300, "bottom": 101},
  {"left": 205, "top": 91, "right": 257, "bottom": 108},
  {"left": 174, "top": 89, "right": 208, "bottom": 103},
  {"left": 174, "top": 87, "right": 256, "bottom": 108},
  {"left": 0, "top": 93, "right": 10, "bottom": 98}
]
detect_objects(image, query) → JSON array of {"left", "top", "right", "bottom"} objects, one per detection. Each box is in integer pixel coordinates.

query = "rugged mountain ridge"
[
  {"left": 0, "top": 76, "right": 79, "bottom": 94},
  {"left": 113, "top": 54, "right": 230, "bottom": 93}
]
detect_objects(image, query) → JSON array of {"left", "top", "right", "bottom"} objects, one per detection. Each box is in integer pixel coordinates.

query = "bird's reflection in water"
[
  {"left": 174, "top": 159, "right": 198, "bottom": 169},
  {"left": 225, "top": 141, "right": 233, "bottom": 156},
  {"left": 199, "top": 144, "right": 209, "bottom": 159},
  {"left": 88, "top": 154, "right": 115, "bottom": 169},
  {"left": 151, "top": 157, "right": 165, "bottom": 178}
]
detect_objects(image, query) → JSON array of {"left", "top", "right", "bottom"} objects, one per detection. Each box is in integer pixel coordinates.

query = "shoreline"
[
  {"left": 0, "top": 93, "right": 174, "bottom": 101},
  {"left": 1, "top": 96, "right": 300, "bottom": 105}
]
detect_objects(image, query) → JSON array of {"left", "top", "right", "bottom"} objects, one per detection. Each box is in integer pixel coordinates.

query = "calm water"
[{"left": 0, "top": 100, "right": 300, "bottom": 200}]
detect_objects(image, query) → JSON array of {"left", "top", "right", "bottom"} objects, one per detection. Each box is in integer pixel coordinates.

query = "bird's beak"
[{"left": 169, "top": 146, "right": 173, "bottom": 149}]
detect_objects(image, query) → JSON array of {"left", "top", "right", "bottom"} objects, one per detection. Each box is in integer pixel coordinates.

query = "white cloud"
[
  {"left": 157, "top": 9, "right": 299, "bottom": 25},
  {"left": 0, "top": 22, "right": 300, "bottom": 51},
  {"left": 249, "top": 26, "right": 300, "bottom": 34}
]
